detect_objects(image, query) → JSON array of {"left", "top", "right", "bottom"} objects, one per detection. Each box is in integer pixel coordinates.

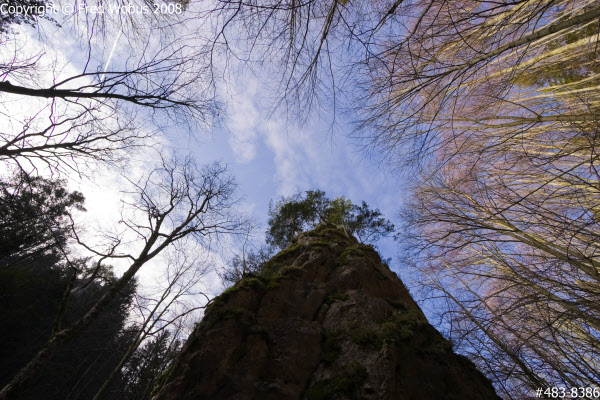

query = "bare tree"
[
  {"left": 0, "top": 98, "right": 154, "bottom": 174},
  {"left": 0, "top": 156, "right": 245, "bottom": 400},
  {"left": 401, "top": 137, "right": 600, "bottom": 397},
  {"left": 358, "top": 0, "right": 600, "bottom": 166},
  {"left": 0, "top": 42, "right": 213, "bottom": 112},
  {"left": 91, "top": 248, "right": 212, "bottom": 400},
  {"left": 0, "top": 5, "right": 219, "bottom": 174}
]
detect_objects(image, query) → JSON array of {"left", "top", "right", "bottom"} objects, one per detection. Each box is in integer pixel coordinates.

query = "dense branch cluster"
[{"left": 0, "top": 4, "right": 217, "bottom": 172}]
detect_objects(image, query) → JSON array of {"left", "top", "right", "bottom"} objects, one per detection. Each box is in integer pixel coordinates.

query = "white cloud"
[
  {"left": 227, "top": 99, "right": 260, "bottom": 163},
  {"left": 262, "top": 120, "right": 314, "bottom": 195},
  {"left": 226, "top": 80, "right": 261, "bottom": 164}
]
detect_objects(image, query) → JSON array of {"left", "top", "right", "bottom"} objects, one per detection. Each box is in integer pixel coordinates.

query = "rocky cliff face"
[{"left": 153, "top": 225, "right": 499, "bottom": 400}]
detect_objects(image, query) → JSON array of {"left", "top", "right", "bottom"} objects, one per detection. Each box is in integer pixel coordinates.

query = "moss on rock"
[
  {"left": 152, "top": 225, "right": 499, "bottom": 400},
  {"left": 307, "top": 361, "right": 368, "bottom": 400},
  {"left": 322, "top": 331, "right": 342, "bottom": 365},
  {"left": 325, "top": 292, "right": 349, "bottom": 304}
]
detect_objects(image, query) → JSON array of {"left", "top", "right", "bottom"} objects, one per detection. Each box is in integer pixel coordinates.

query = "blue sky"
[
  {"left": 3, "top": 8, "right": 413, "bottom": 298},
  {"left": 183, "top": 77, "right": 409, "bottom": 264},
  {"left": 66, "top": 80, "right": 412, "bottom": 300}
]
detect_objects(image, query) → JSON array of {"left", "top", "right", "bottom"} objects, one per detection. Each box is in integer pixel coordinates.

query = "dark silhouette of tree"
[
  {"left": 114, "top": 331, "right": 181, "bottom": 400},
  {"left": 0, "top": 171, "right": 84, "bottom": 264},
  {"left": 0, "top": 156, "right": 245, "bottom": 399},
  {"left": 0, "top": 259, "right": 138, "bottom": 400},
  {"left": 0, "top": 172, "right": 138, "bottom": 400}
]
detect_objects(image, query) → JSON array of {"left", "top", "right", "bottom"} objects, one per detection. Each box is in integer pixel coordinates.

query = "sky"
[{"left": 1, "top": 5, "right": 414, "bottom": 307}]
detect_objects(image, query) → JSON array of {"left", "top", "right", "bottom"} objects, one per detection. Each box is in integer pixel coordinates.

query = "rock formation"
[{"left": 152, "top": 225, "right": 500, "bottom": 400}]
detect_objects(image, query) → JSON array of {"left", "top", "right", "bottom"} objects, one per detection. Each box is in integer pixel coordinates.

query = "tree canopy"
[
  {"left": 0, "top": 158, "right": 244, "bottom": 399},
  {"left": 266, "top": 190, "right": 394, "bottom": 249},
  {"left": 0, "top": 173, "right": 138, "bottom": 400},
  {"left": 0, "top": 172, "right": 85, "bottom": 264}
]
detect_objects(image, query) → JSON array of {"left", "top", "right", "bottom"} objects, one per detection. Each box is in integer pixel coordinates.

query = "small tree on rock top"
[{"left": 266, "top": 190, "right": 394, "bottom": 249}]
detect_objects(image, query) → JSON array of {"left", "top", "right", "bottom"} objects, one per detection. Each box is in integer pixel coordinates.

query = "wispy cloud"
[
  {"left": 226, "top": 81, "right": 260, "bottom": 164},
  {"left": 262, "top": 120, "right": 314, "bottom": 195}
]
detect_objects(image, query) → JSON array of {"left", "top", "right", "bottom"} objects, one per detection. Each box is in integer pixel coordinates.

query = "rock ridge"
[{"left": 152, "top": 224, "right": 500, "bottom": 400}]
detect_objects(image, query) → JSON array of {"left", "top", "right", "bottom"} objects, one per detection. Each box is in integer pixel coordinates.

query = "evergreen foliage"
[
  {"left": 223, "top": 191, "right": 394, "bottom": 286},
  {"left": 114, "top": 331, "right": 182, "bottom": 400},
  {"left": 0, "top": 251, "right": 137, "bottom": 400},
  {"left": 0, "top": 172, "right": 155, "bottom": 400},
  {"left": 0, "top": 172, "right": 85, "bottom": 265},
  {"left": 266, "top": 190, "right": 394, "bottom": 249}
]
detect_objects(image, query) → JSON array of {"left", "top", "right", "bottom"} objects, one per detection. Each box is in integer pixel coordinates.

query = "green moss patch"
[
  {"left": 380, "top": 310, "right": 423, "bottom": 341},
  {"left": 260, "top": 243, "right": 303, "bottom": 277},
  {"left": 205, "top": 296, "right": 225, "bottom": 314},
  {"left": 213, "top": 276, "right": 266, "bottom": 305},
  {"left": 348, "top": 325, "right": 380, "bottom": 348},
  {"left": 336, "top": 243, "right": 377, "bottom": 267},
  {"left": 266, "top": 279, "right": 280, "bottom": 290},
  {"left": 346, "top": 310, "right": 425, "bottom": 349},
  {"left": 325, "top": 292, "right": 349, "bottom": 304},
  {"left": 322, "top": 331, "right": 342, "bottom": 365},
  {"left": 277, "top": 265, "right": 304, "bottom": 277},
  {"left": 219, "top": 285, "right": 241, "bottom": 300},
  {"left": 261, "top": 265, "right": 304, "bottom": 291},
  {"left": 307, "top": 224, "right": 349, "bottom": 240},
  {"left": 241, "top": 277, "right": 265, "bottom": 289},
  {"left": 307, "top": 361, "right": 368, "bottom": 400}
]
